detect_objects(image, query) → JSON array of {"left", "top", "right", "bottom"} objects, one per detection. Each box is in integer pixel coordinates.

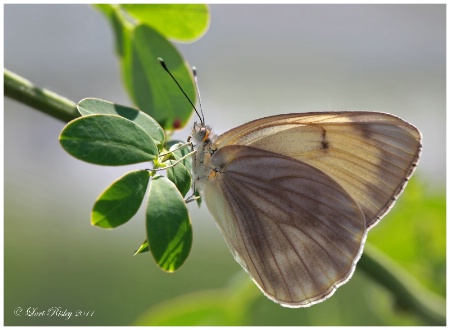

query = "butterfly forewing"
[
  {"left": 204, "top": 145, "right": 367, "bottom": 307},
  {"left": 212, "top": 112, "right": 422, "bottom": 229}
]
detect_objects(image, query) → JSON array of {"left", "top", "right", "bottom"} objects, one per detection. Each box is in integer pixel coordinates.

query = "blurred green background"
[{"left": 4, "top": 4, "right": 445, "bottom": 326}]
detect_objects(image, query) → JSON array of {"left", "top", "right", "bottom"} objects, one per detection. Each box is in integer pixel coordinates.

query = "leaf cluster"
[{"left": 59, "top": 4, "right": 210, "bottom": 272}]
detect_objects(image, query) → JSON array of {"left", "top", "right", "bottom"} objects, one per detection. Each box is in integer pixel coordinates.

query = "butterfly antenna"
[
  {"left": 192, "top": 66, "right": 205, "bottom": 124},
  {"left": 158, "top": 58, "right": 203, "bottom": 124}
]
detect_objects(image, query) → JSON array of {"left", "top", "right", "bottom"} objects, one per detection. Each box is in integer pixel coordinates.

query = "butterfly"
[{"left": 160, "top": 59, "right": 422, "bottom": 308}]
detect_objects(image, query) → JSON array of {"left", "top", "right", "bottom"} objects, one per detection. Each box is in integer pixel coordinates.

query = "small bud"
[{"left": 173, "top": 118, "right": 182, "bottom": 129}]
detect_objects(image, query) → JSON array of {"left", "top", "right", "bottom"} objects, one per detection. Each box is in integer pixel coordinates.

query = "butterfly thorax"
[{"left": 191, "top": 122, "right": 218, "bottom": 197}]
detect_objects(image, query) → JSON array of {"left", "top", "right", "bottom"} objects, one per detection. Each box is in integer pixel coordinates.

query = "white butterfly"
[
  {"left": 160, "top": 59, "right": 422, "bottom": 308},
  {"left": 190, "top": 112, "right": 421, "bottom": 307}
]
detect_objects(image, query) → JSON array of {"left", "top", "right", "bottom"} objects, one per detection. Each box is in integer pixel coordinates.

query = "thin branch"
[
  {"left": 4, "top": 68, "right": 79, "bottom": 122},
  {"left": 359, "top": 244, "right": 445, "bottom": 325},
  {"left": 153, "top": 151, "right": 196, "bottom": 171}
]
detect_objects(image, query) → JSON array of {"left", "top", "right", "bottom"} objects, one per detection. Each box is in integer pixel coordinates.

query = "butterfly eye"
[{"left": 200, "top": 127, "right": 210, "bottom": 142}]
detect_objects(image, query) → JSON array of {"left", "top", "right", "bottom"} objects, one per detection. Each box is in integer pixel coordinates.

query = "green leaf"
[
  {"left": 165, "top": 140, "right": 197, "bottom": 203},
  {"left": 133, "top": 272, "right": 259, "bottom": 326},
  {"left": 165, "top": 140, "right": 184, "bottom": 150},
  {"left": 123, "top": 24, "right": 196, "bottom": 130},
  {"left": 93, "top": 4, "right": 127, "bottom": 56},
  {"left": 368, "top": 178, "right": 446, "bottom": 295},
  {"left": 92, "top": 170, "right": 150, "bottom": 228},
  {"left": 134, "top": 240, "right": 149, "bottom": 256},
  {"left": 146, "top": 175, "right": 192, "bottom": 272},
  {"left": 120, "top": 4, "right": 210, "bottom": 42},
  {"left": 135, "top": 291, "right": 236, "bottom": 326},
  {"left": 77, "top": 98, "right": 165, "bottom": 147},
  {"left": 59, "top": 114, "right": 157, "bottom": 165},
  {"left": 169, "top": 142, "right": 193, "bottom": 173},
  {"left": 166, "top": 160, "right": 191, "bottom": 197}
]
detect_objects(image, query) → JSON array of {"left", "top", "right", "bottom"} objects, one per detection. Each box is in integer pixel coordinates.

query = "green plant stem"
[
  {"left": 3, "top": 68, "right": 445, "bottom": 325},
  {"left": 359, "top": 244, "right": 445, "bottom": 325},
  {"left": 4, "top": 68, "right": 79, "bottom": 122}
]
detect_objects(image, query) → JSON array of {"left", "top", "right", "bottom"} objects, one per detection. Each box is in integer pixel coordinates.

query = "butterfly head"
[{"left": 191, "top": 122, "right": 213, "bottom": 144}]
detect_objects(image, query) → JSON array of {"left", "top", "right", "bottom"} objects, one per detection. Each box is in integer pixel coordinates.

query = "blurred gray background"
[{"left": 4, "top": 4, "right": 445, "bottom": 326}]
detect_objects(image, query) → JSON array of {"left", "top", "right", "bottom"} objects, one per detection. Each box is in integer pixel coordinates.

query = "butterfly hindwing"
[{"left": 204, "top": 145, "right": 367, "bottom": 307}]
